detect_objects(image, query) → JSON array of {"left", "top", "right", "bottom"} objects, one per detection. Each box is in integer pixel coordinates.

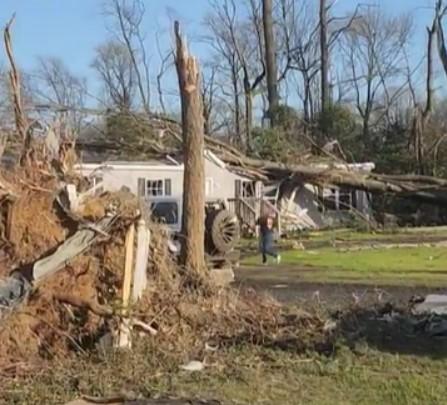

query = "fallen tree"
[{"left": 76, "top": 112, "right": 447, "bottom": 206}]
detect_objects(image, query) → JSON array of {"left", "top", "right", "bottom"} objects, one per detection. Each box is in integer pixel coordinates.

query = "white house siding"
[
  {"left": 203, "top": 159, "right": 248, "bottom": 199},
  {"left": 75, "top": 158, "right": 250, "bottom": 200},
  {"left": 77, "top": 163, "right": 184, "bottom": 197}
]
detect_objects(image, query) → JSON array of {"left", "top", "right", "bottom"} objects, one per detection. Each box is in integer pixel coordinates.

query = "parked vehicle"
[{"left": 148, "top": 197, "right": 240, "bottom": 270}]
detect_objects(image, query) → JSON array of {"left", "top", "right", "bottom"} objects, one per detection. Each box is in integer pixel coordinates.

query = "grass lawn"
[
  {"left": 4, "top": 341, "right": 447, "bottom": 405},
  {"left": 243, "top": 246, "right": 447, "bottom": 286},
  {"left": 288, "top": 226, "right": 447, "bottom": 243},
  {"left": 240, "top": 227, "right": 447, "bottom": 255}
]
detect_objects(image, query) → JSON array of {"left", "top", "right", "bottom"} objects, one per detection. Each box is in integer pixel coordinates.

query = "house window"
[
  {"left": 147, "top": 180, "right": 164, "bottom": 196},
  {"left": 138, "top": 178, "right": 172, "bottom": 197},
  {"left": 321, "top": 189, "right": 337, "bottom": 211},
  {"left": 319, "top": 187, "right": 355, "bottom": 212},
  {"left": 339, "top": 189, "right": 354, "bottom": 211}
]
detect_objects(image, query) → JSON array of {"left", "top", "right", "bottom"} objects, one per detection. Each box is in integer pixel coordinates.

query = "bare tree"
[
  {"left": 104, "top": 0, "right": 151, "bottom": 113},
  {"left": 409, "top": 6, "right": 439, "bottom": 174},
  {"left": 278, "top": 0, "right": 355, "bottom": 128},
  {"left": 279, "top": 0, "right": 320, "bottom": 125},
  {"left": 436, "top": 0, "right": 447, "bottom": 74},
  {"left": 204, "top": 8, "right": 243, "bottom": 144},
  {"left": 263, "top": 0, "right": 279, "bottom": 125},
  {"left": 35, "top": 57, "right": 87, "bottom": 131},
  {"left": 91, "top": 40, "right": 136, "bottom": 111},
  {"left": 319, "top": 0, "right": 330, "bottom": 121},
  {"left": 201, "top": 64, "right": 217, "bottom": 135},
  {"left": 205, "top": 0, "right": 265, "bottom": 151},
  {"left": 405, "top": 0, "right": 447, "bottom": 175},
  {"left": 155, "top": 32, "right": 173, "bottom": 115},
  {"left": 341, "top": 8, "right": 413, "bottom": 145}
]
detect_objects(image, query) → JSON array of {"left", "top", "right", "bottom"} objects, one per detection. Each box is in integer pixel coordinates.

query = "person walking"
[{"left": 258, "top": 214, "right": 281, "bottom": 265}]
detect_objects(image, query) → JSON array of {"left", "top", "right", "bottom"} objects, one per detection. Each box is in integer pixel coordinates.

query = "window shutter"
[
  {"left": 164, "top": 179, "right": 172, "bottom": 196},
  {"left": 235, "top": 179, "right": 241, "bottom": 198},
  {"left": 138, "top": 178, "right": 146, "bottom": 197}
]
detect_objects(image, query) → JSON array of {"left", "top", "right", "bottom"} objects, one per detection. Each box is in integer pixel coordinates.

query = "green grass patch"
[
  {"left": 245, "top": 246, "right": 447, "bottom": 272},
  {"left": 280, "top": 247, "right": 447, "bottom": 272},
  {"left": 292, "top": 226, "right": 447, "bottom": 243},
  {"left": 242, "top": 246, "right": 447, "bottom": 286}
]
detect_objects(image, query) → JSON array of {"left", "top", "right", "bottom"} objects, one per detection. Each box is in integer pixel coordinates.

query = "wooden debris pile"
[
  {"left": 0, "top": 164, "right": 333, "bottom": 378},
  {"left": 0, "top": 16, "right": 332, "bottom": 384}
]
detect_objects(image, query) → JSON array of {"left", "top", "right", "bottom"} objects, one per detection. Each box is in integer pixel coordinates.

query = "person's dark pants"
[{"left": 261, "top": 234, "right": 277, "bottom": 264}]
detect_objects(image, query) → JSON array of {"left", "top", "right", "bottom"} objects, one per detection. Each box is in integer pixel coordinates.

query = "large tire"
[{"left": 206, "top": 209, "right": 240, "bottom": 254}]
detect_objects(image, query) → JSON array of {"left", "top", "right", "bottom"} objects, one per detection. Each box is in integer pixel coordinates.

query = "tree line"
[{"left": 4, "top": 0, "right": 447, "bottom": 177}]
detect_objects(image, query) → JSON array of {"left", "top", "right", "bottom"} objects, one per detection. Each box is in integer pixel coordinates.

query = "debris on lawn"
[
  {"left": 0, "top": 158, "right": 333, "bottom": 381},
  {"left": 179, "top": 360, "right": 205, "bottom": 372},
  {"left": 412, "top": 294, "right": 447, "bottom": 316}
]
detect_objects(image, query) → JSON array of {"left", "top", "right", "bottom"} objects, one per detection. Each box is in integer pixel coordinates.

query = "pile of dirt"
[{"left": 0, "top": 165, "right": 333, "bottom": 378}]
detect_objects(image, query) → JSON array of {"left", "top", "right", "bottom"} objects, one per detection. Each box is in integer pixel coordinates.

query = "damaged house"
[
  {"left": 76, "top": 146, "right": 374, "bottom": 234},
  {"left": 75, "top": 150, "right": 258, "bottom": 233},
  {"left": 75, "top": 115, "right": 375, "bottom": 234},
  {"left": 272, "top": 162, "right": 375, "bottom": 231}
]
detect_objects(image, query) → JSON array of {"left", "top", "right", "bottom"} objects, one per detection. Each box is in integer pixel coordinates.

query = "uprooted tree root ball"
[{"left": 0, "top": 167, "right": 334, "bottom": 382}]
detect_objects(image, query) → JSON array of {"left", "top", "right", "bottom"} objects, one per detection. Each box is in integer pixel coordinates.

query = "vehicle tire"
[{"left": 206, "top": 209, "right": 240, "bottom": 253}]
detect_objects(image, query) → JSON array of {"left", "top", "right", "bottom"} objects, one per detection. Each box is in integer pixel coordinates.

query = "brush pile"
[
  {"left": 0, "top": 161, "right": 332, "bottom": 379},
  {"left": 0, "top": 19, "right": 332, "bottom": 380}
]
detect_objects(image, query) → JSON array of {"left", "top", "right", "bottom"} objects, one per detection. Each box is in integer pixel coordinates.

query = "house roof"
[
  {"left": 78, "top": 157, "right": 179, "bottom": 167},
  {"left": 76, "top": 149, "right": 254, "bottom": 179}
]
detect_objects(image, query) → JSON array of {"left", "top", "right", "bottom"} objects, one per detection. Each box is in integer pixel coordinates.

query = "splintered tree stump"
[
  {"left": 174, "top": 22, "right": 206, "bottom": 276},
  {"left": 3, "top": 16, "right": 33, "bottom": 166}
]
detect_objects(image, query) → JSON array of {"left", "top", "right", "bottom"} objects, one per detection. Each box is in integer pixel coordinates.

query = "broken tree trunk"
[
  {"left": 3, "top": 16, "right": 32, "bottom": 166},
  {"left": 174, "top": 22, "right": 207, "bottom": 276}
]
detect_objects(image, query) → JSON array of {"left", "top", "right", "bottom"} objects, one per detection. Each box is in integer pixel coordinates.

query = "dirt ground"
[{"left": 235, "top": 267, "right": 443, "bottom": 308}]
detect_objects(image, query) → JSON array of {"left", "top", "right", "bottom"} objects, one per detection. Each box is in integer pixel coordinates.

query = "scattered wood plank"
[
  {"left": 32, "top": 215, "right": 116, "bottom": 282},
  {"left": 132, "top": 219, "right": 149, "bottom": 302},
  {"left": 117, "top": 223, "right": 135, "bottom": 349}
]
